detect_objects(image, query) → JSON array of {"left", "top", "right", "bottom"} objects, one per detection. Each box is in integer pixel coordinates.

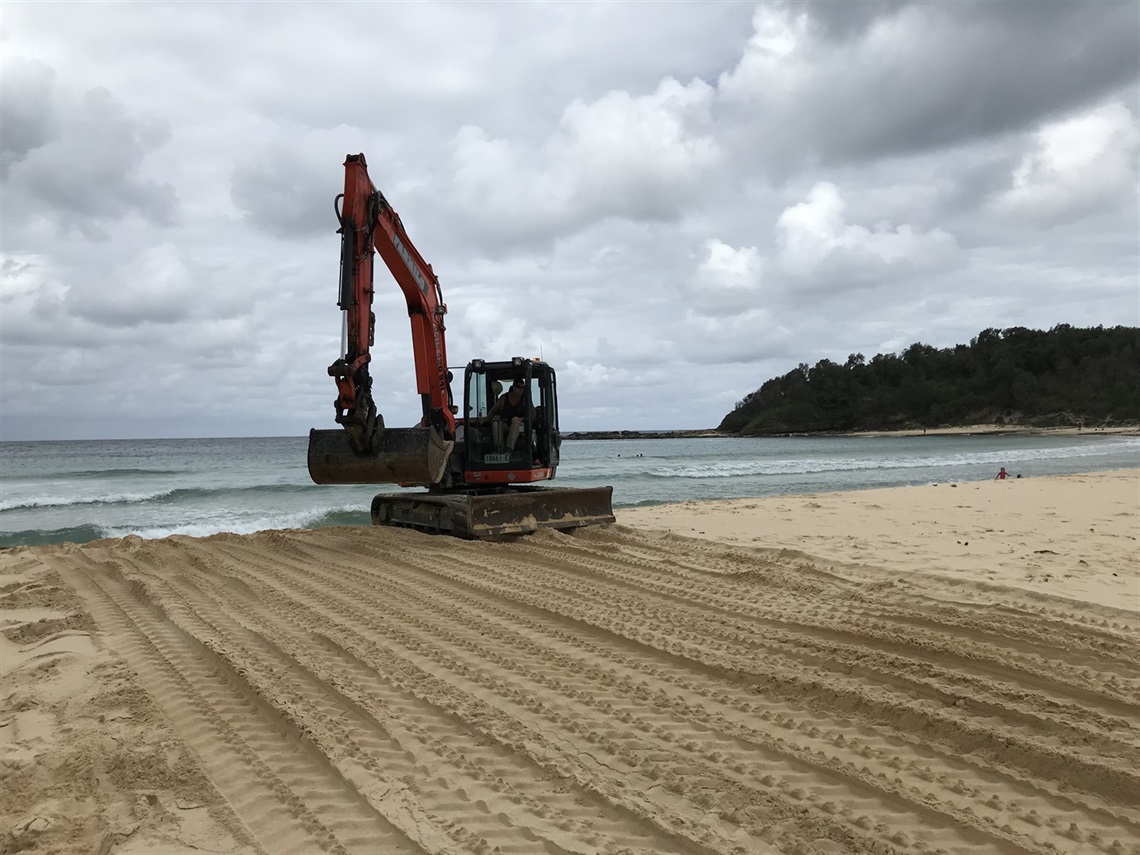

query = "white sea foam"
[
  {"left": 0, "top": 489, "right": 176, "bottom": 512},
  {"left": 96, "top": 504, "right": 367, "bottom": 541}
]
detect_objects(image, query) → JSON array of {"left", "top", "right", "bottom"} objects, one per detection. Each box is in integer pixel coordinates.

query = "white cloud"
[
  {"left": 0, "top": 254, "right": 68, "bottom": 343},
  {"left": 447, "top": 76, "right": 719, "bottom": 244},
  {"left": 717, "top": 5, "right": 809, "bottom": 101},
  {"left": 689, "top": 238, "right": 766, "bottom": 316},
  {"left": 995, "top": 102, "right": 1140, "bottom": 220},
  {"left": 558, "top": 77, "right": 719, "bottom": 209},
  {"left": 776, "top": 182, "right": 959, "bottom": 289},
  {"left": 2, "top": 76, "right": 176, "bottom": 240}
]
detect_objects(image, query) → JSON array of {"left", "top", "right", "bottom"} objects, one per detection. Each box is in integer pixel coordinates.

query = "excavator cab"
[{"left": 459, "top": 358, "right": 560, "bottom": 480}]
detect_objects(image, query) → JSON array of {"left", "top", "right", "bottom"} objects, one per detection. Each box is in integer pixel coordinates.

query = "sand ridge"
[{"left": 2, "top": 473, "right": 1139, "bottom": 854}]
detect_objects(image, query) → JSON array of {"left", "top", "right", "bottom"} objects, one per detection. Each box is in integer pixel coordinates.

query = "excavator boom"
[{"left": 310, "top": 153, "right": 454, "bottom": 487}]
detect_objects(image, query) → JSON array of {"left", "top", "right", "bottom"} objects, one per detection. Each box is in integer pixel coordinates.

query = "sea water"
[{"left": 1, "top": 433, "right": 1137, "bottom": 547}]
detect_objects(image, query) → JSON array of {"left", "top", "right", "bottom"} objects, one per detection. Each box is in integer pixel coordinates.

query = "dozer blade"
[
  {"left": 307, "top": 427, "right": 453, "bottom": 487},
  {"left": 371, "top": 485, "right": 616, "bottom": 538}
]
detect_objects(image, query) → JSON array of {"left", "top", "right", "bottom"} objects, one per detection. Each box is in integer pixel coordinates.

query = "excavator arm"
[
  {"left": 329, "top": 153, "right": 456, "bottom": 453},
  {"left": 309, "top": 154, "right": 455, "bottom": 487}
]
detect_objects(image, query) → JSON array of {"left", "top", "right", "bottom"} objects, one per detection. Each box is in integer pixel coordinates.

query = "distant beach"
[{"left": 562, "top": 423, "right": 1140, "bottom": 440}]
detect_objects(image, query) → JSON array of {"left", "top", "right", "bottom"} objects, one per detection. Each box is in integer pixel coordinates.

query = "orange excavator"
[{"left": 307, "top": 153, "right": 614, "bottom": 537}]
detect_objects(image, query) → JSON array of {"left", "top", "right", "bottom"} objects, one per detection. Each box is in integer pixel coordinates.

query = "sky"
[{"left": 1, "top": 0, "right": 1138, "bottom": 440}]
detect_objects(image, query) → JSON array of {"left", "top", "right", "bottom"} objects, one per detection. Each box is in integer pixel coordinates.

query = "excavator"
[{"left": 307, "top": 153, "right": 615, "bottom": 538}]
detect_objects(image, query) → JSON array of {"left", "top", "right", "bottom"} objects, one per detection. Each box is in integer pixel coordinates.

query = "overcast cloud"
[{"left": 1, "top": 0, "right": 1137, "bottom": 439}]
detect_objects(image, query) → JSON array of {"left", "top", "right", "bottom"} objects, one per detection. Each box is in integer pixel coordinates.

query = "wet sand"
[{"left": 3, "top": 470, "right": 1138, "bottom": 854}]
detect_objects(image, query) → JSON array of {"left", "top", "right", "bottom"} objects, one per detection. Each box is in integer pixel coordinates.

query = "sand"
[
  {"left": 2, "top": 471, "right": 1137, "bottom": 855},
  {"left": 619, "top": 468, "right": 1140, "bottom": 610}
]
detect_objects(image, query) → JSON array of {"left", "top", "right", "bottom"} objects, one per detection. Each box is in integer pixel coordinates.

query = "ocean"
[{"left": 1, "top": 433, "right": 1137, "bottom": 548}]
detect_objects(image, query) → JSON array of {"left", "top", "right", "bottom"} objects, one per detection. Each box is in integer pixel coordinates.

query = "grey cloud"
[
  {"left": 0, "top": 58, "right": 56, "bottom": 179},
  {"left": 1, "top": 256, "right": 36, "bottom": 278},
  {"left": 790, "top": 0, "right": 1133, "bottom": 41},
  {"left": 230, "top": 146, "right": 338, "bottom": 238},
  {"left": 928, "top": 154, "right": 1025, "bottom": 230},
  {"left": 721, "top": 0, "right": 1140, "bottom": 170},
  {"left": 790, "top": 0, "right": 912, "bottom": 38},
  {"left": 963, "top": 0, "right": 1137, "bottom": 29},
  {"left": 64, "top": 276, "right": 195, "bottom": 330},
  {"left": 679, "top": 312, "right": 797, "bottom": 365},
  {"left": 3, "top": 76, "right": 177, "bottom": 239}
]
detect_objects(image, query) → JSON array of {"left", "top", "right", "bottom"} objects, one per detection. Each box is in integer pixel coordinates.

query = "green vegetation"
[{"left": 719, "top": 325, "right": 1140, "bottom": 435}]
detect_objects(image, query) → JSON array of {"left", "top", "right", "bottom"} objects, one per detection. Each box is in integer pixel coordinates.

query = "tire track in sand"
[
  {"left": 210, "top": 539, "right": 894, "bottom": 854},
  {"left": 44, "top": 524, "right": 1140, "bottom": 855},
  {"left": 349, "top": 530, "right": 1137, "bottom": 853},
  {"left": 60, "top": 545, "right": 424, "bottom": 855},
  {"left": 216, "top": 528, "right": 1136, "bottom": 854},
  {"left": 543, "top": 528, "right": 1140, "bottom": 713},
  {"left": 303, "top": 525, "right": 1139, "bottom": 852},
  {"left": 314, "top": 533, "right": 1140, "bottom": 848},
  {"left": 128, "top": 545, "right": 696, "bottom": 855},
  {"left": 190, "top": 534, "right": 722, "bottom": 855},
  {"left": 495, "top": 532, "right": 1140, "bottom": 796}
]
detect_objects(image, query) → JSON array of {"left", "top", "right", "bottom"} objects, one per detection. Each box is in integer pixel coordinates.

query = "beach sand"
[
  {"left": 620, "top": 468, "right": 1140, "bottom": 610},
  {"left": 3, "top": 471, "right": 1137, "bottom": 854}
]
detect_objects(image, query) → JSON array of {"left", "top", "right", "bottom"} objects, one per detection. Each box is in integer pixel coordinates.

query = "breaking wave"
[
  {"left": 0, "top": 507, "right": 371, "bottom": 548},
  {"left": 0, "top": 483, "right": 313, "bottom": 513}
]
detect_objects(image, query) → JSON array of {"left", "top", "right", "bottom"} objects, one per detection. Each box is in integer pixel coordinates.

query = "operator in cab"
[{"left": 488, "top": 376, "right": 532, "bottom": 450}]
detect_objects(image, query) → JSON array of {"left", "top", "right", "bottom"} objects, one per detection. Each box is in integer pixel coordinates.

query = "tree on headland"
[{"left": 719, "top": 325, "right": 1140, "bottom": 435}]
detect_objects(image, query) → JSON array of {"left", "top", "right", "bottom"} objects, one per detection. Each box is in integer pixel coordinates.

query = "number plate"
[{"left": 483, "top": 453, "right": 511, "bottom": 464}]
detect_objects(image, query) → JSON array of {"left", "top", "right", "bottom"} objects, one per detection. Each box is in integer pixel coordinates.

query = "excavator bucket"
[
  {"left": 370, "top": 485, "right": 616, "bottom": 538},
  {"left": 307, "top": 427, "right": 453, "bottom": 487}
]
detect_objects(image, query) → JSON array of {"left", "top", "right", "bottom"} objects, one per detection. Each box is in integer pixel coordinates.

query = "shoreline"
[
  {"left": 3, "top": 430, "right": 1135, "bottom": 550},
  {"left": 562, "top": 424, "right": 1140, "bottom": 440}
]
